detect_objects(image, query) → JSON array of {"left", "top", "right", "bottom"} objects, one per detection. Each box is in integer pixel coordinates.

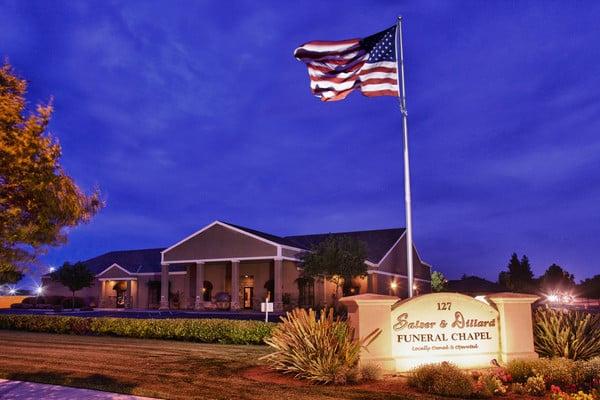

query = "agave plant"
[
  {"left": 534, "top": 306, "right": 600, "bottom": 360},
  {"left": 261, "top": 307, "right": 379, "bottom": 384}
]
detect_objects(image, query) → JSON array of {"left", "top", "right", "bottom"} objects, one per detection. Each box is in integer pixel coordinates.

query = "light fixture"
[
  {"left": 546, "top": 293, "right": 559, "bottom": 303},
  {"left": 390, "top": 281, "right": 398, "bottom": 290},
  {"left": 8, "top": 288, "right": 16, "bottom": 295},
  {"left": 49, "top": 267, "right": 56, "bottom": 273},
  {"left": 35, "top": 286, "right": 43, "bottom": 295}
]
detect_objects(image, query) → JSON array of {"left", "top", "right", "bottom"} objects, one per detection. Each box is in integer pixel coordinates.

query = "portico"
[
  {"left": 96, "top": 263, "right": 138, "bottom": 308},
  {"left": 160, "top": 221, "right": 299, "bottom": 311}
]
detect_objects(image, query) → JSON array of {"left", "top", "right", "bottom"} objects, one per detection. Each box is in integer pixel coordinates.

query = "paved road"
[{"left": 0, "top": 379, "right": 160, "bottom": 400}]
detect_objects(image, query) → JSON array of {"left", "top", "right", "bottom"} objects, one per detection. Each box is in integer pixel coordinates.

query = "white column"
[
  {"left": 195, "top": 261, "right": 205, "bottom": 310},
  {"left": 159, "top": 263, "right": 169, "bottom": 310},
  {"left": 274, "top": 257, "right": 283, "bottom": 311},
  {"left": 184, "top": 264, "right": 192, "bottom": 309},
  {"left": 97, "top": 280, "right": 104, "bottom": 308},
  {"left": 230, "top": 260, "right": 240, "bottom": 310},
  {"left": 125, "top": 280, "right": 132, "bottom": 309}
]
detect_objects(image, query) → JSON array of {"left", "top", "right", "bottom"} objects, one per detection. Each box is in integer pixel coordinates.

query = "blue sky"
[{"left": 2, "top": 1, "right": 600, "bottom": 285}]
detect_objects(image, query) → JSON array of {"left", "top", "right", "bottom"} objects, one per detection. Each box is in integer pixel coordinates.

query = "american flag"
[{"left": 294, "top": 26, "right": 399, "bottom": 101}]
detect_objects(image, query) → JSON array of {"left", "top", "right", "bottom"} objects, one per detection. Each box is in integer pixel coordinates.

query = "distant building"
[
  {"left": 42, "top": 220, "right": 431, "bottom": 311},
  {"left": 445, "top": 275, "right": 506, "bottom": 296}
]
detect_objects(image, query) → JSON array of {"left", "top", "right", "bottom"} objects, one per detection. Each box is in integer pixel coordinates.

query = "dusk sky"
[{"left": 2, "top": 1, "right": 599, "bottom": 285}]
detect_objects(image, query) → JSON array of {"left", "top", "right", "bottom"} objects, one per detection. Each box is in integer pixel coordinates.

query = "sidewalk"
[{"left": 0, "top": 379, "right": 160, "bottom": 400}]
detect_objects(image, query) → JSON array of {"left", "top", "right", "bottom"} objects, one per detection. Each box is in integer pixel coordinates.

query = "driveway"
[{"left": 0, "top": 379, "right": 160, "bottom": 400}]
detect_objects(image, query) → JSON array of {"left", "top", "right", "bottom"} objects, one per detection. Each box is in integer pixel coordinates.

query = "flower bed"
[
  {"left": 0, "top": 314, "right": 274, "bottom": 345},
  {"left": 408, "top": 359, "right": 600, "bottom": 399}
]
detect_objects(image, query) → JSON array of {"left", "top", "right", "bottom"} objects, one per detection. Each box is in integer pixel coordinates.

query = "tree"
[
  {"left": 0, "top": 264, "right": 23, "bottom": 285},
  {"left": 579, "top": 275, "right": 600, "bottom": 299},
  {"left": 430, "top": 271, "right": 447, "bottom": 292},
  {"left": 299, "top": 235, "right": 368, "bottom": 298},
  {"left": 50, "top": 261, "right": 94, "bottom": 309},
  {"left": 497, "top": 253, "right": 535, "bottom": 293},
  {"left": 539, "top": 264, "right": 575, "bottom": 292},
  {"left": 0, "top": 62, "right": 102, "bottom": 278}
]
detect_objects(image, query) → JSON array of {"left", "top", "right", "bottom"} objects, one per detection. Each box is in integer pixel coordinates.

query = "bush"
[
  {"left": 43, "top": 296, "right": 65, "bottom": 306},
  {"left": 525, "top": 374, "right": 546, "bottom": 396},
  {"left": 360, "top": 362, "right": 383, "bottom": 382},
  {"left": 533, "top": 358, "right": 575, "bottom": 388},
  {"left": 21, "top": 297, "right": 44, "bottom": 305},
  {"left": 408, "top": 363, "right": 474, "bottom": 398},
  {"left": 573, "top": 357, "right": 600, "bottom": 390},
  {"left": 507, "top": 358, "right": 538, "bottom": 383},
  {"left": 0, "top": 315, "right": 275, "bottom": 345},
  {"left": 261, "top": 308, "right": 378, "bottom": 384},
  {"left": 473, "top": 372, "right": 507, "bottom": 398},
  {"left": 534, "top": 307, "right": 600, "bottom": 360},
  {"left": 10, "top": 303, "right": 31, "bottom": 309},
  {"left": 62, "top": 297, "right": 85, "bottom": 309}
]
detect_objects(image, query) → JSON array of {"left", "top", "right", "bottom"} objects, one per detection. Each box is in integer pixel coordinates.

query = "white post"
[{"left": 395, "top": 16, "right": 414, "bottom": 298}]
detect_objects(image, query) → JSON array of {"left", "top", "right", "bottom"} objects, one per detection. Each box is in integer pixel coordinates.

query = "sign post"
[{"left": 261, "top": 292, "right": 274, "bottom": 322}]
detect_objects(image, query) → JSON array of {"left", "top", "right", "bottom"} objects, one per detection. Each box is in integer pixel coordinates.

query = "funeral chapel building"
[{"left": 42, "top": 221, "right": 432, "bottom": 311}]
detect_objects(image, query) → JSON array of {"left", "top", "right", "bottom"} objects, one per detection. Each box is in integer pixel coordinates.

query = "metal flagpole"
[{"left": 395, "top": 16, "right": 414, "bottom": 298}]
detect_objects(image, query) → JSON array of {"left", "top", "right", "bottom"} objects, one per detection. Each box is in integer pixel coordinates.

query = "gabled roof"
[
  {"left": 222, "top": 221, "right": 406, "bottom": 263},
  {"left": 220, "top": 221, "right": 302, "bottom": 248},
  {"left": 82, "top": 248, "right": 165, "bottom": 275},
  {"left": 68, "top": 223, "right": 409, "bottom": 274},
  {"left": 285, "top": 228, "right": 406, "bottom": 264}
]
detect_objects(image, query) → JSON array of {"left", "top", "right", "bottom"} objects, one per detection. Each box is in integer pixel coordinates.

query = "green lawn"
[{"left": 0, "top": 330, "right": 434, "bottom": 400}]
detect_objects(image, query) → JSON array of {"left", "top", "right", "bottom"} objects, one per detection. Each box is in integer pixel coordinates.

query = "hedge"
[{"left": 0, "top": 315, "right": 275, "bottom": 345}]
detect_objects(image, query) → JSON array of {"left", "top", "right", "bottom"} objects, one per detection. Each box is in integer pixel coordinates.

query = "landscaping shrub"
[
  {"left": 473, "top": 372, "right": 507, "bottom": 398},
  {"left": 506, "top": 358, "right": 538, "bottom": 383},
  {"left": 574, "top": 357, "right": 600, "bottom": 390},
  {"left": 359, "top": 362, "right": 383, "bottom": 382},
  {"left": 261, "top": 308, "right": 379, "bottom": 384},
  {"left": 21, "top": 296, "right": 44, "bottom": 305},
  {"left": 525, "top": 374, "right": 547, "bottom": 396},
  {"left": 408, "top": 362, "right": 474, "bottom": 398},
  {"left": 61, "top": 297, "right": 85, "bottom": 309},
  {"left": 0, "top": 315, "right": 274, "bottom": 345},
  {"left": 534, "top": 307, "right": 600, "bottom": 360},
  {"left": 44, "top": 296, "right": 65, "bottom": 306},
  {"left": 533, "top": 358, "right": 575, "bottom": 388}
]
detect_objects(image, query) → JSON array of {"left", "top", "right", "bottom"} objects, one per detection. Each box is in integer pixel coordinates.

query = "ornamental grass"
[
  {"left": 261, "top": 307, "right": 379, "bottom": 384},
  {"left": 534, "top": 307, "right": 600, "bottom": 360}
]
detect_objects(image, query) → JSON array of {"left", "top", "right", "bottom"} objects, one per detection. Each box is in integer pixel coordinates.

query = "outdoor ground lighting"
[{"left": 35, "top": 286, "right": 44, "bottom": 295}]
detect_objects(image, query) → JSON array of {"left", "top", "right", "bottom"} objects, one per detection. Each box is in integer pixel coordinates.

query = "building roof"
[
  {"left": 72, "top": 222, "right": 407, "bottom": 275},
  {"left": 445, "top": 276, "right": 506, "bottom": 294},
  {"left": 222, "top": 221, "right": 405, "bottom": 263},
  {"left": 285, "top": 228, "right": 406, "bottom": 264},
  {"left": 83, "top": 248, "right": 165, "bottom": 275}
]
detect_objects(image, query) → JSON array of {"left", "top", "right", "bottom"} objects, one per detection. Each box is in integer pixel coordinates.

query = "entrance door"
[
  {"left": 115, "top": 289, "right": 125, "bottom": 308},
  {"left": 243, "top": 287, "right": 253, "bottom": 309}
]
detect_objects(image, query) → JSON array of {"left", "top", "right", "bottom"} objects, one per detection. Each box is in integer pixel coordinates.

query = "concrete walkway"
[{"left": 0, "top": 379, "right": 160, "bottom": 400}]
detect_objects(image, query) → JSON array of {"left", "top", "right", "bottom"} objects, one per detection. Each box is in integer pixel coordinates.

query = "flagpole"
[{"left": 395, "top": 16, "right": 414, "bottom": 298}]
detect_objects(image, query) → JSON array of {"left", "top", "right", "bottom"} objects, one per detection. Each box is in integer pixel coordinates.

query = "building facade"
[{"left": 42, "top": 221, "right": 432, "bottom": 311}]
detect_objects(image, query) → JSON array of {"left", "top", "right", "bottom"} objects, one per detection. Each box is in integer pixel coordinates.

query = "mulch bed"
[
  {"left": 243, "top": 366, "right": 416, "bottom": 392},
  {"left": 242, "top": 366, "right": 547, "bottom": 399}
]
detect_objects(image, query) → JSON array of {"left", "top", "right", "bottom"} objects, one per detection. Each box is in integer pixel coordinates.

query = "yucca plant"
[
  {"left": 261, "top": 307, "right": 379, "bottom": 384},
  {"left": 534, "top": 307, "right": 600, "bottom": 360}
]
